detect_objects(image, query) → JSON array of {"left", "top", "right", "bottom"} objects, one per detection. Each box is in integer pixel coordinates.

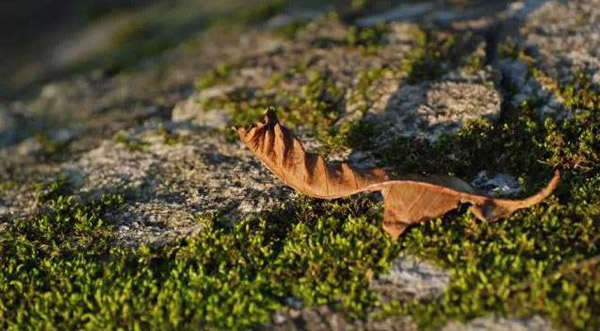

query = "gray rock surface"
[
  {"left": 499, "top": 0, "right": 600, "bottom": 116},
  {"left": 376, "top": 80, "right": 501, "bottom": 142},
  {"left": 443, "top": 315, "right": 555, "bottom": 331},
  {"left": 522, "top": 0, "right": 600, "bottom": 84},
  {"left": 171, "top": 89, "right": 232, "bottom": 128},
  {"left": 471, "top": 171, "right": 522, "bottom": 197},
  {"left": 371, "top": 255, "right": 450, "bottom": 301},
  {"left": 271, "top": 305, "right": 416, "bottom": 331},
  {"left": 61, "top": 123, "right": 290, "bottom": 245}
]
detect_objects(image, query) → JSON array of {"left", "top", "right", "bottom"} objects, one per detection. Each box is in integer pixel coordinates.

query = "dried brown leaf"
[
  {"left": 237, "top": 109, "right": 388, "bottom": 199},
  {"left": 238, "top": 110, "right": 560, "bottom": 239}
]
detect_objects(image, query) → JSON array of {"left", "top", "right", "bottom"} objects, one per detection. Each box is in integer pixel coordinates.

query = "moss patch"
[
  {"left": 196, "top": 63, "right": 238, "bottom": 90},
  {"left": 195, "top": 34, "right": 600, "bottom": 328},
  {"left": 362, "top": 74, "right": 600, "bottom": 329},
  {"left": 346, "top": 24, "right": 389, "bottom": 53},
  {"left": 114, "top": 132, "right": 150, "bottom": 151},
  {"left": 200, "top": 68, "right": 350, "bottom": 154},
  {"left": 1, "top": 181, "right": 398, "bottom": 329}
]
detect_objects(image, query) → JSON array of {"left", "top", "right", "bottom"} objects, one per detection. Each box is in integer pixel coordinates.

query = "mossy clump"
[
  {"left": 0, "top": 180, "right": 16, "bottom": 192},
  {"left": 359, "top": 79, "right": 600, "bottom": 330},
  {"left": 200, "top": 69, "right": 349, "bottom": 153},
  {"left": 286, "top": 71, "right": 345, "bottom": 127},
  {"left": 0, "top": 178, "right": 399, "bottom": 329},
  {"left": 209, "top": 0, "right": 289, "bottom": 30},
  {"left": 273, "top": 20, "right": 308, "bottom": 39},
  {"left": 156, "top": 124, "right": 180, "bottom": 146},
  {"left": 348, "top": 66, "right": 396, "bottom": 115},
  {"left": 34, "top": 132, "right": 67, "bottom": 157},
  {"left": 7, "top": 89, "right": 599, "bottom": 329},
  {"left": 196, "top": 63, "right": 237, "bottom": 90},
  {"left": 533, "top": 69, "right": 600, "bottom": 112},
  {"left": 114, "top": 132, "right": 150, "bottom": 151},
  {"left": 0, "top": 188, "right": 125, "bottom": 329},
  {"left": 401, "top": 29, "right": 486, "bottom": 83},
  {"left": 233, "top": 0, "right": 289, "bottom": 26},
  {"left": 346, "top": 24, "right": 389, "bottom": 53}
]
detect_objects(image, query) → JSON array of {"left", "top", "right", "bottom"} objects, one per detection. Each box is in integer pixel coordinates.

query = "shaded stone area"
[
  {"left": 498, "top": 0, "right": 600, "bottom": 116},
  {"left": 522, "top": 0, "right": 600, "bottom": 84},
  {"left": 175, "top": 19, "right": 421, "bottom": 131},
  {"left": 375, "top": 79, "right": 501, "bottom": 143}
]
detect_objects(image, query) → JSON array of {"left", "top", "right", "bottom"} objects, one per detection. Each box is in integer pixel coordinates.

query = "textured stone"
[
  {"left": 371, "top": 255, "right": 450, "bottom": 301},
  {"left": 270, "top": 305, "right": 416, "bottom": 331},
  {"left": 374, "top": 81, "right": 501, "bottom": 142},
  {"left": 471, "top": 171, "right": 522, "bottom": 197},
  {"left": 522, "top": 0, "right": 600, "bottom": 83},
  {"left": 61, "top": 122, "right": 290, "bottom": 245},
  {"left": 443, "top": 315, "right": 555, "bottom": 331},
  {"left": 171, "top": 88, "right": 233, "bottom": 128}
]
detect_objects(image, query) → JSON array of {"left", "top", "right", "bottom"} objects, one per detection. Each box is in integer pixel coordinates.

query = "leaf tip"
[{"left": 264, "top": 107, "right": 278, "bottom": 125}]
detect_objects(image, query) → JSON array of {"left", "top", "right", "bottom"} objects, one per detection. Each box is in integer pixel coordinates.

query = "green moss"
[
  {"left": 114, "top": 132, "right": 149, "bottom": 151},
  {"left": 102, "top": 37, "right": 174, "bottom": 74},
  {"left": 156, "top": 124, "right": 180, "bottom": 146},
  {"left": 35, "top": 175, "right": 73, "bottom": 203},
  {"left": 273, "top": 20, "right": 308, "bottom": 39},
  {"left": 199, "top": 87, "right": 273, "bottom": 141},
  {"left": 380, "top": 197, "right": 600, "bottom": 330},
  {"left": 209, "top": 0, "right": 288, "bottom": 30},
  {"left": 266, "top": 62, "right": 309, "bottom": 88},
  {"left": 110, "top": 17, "right": 153, "bottom": 48},
  {"left": 0, "top": 181, "right": 16, "bottom": 193},
  {"left": 1, "top": 180, "right": 398, "bottom": 329},
  {"left": 402, "top": 30, "right": 460, "bottom": 82},
  {"left": 196, "top": 63, "right": 237, "bottom": 90},
  {"left": 346, "top": 24, "right": 389, "bottom": 53},
  {"left": 234, "top": 0, "right": 288, "bottom": 25},
  {"left": 532, "top": 69, "right": 600, "bottom": 112},
  {"left": 99, "top": 15, "right": 176, "bottom": 74},
  {"left": 464, "top": 53, "right": 484, "bottom": 75},
  {"left": 498, "top": 38, "right": 525, "bottom": 61},
  {"left": 348, "top": 66, "right": 394, "bottom": 115},
  {"left": 350, "top": 73, "right": 599, "bottom": 329},
  {"left": 34, "top": 132, "right": 66, "bottom": 156},
  {"left": 199, "top": 69, "right": 348, "bottom": 152},
  {"left": 9, "top": 96, "right": 599, "bottom": 328},
  {"left": 288, "top": 71, "right": 345, "bottom": 125}
]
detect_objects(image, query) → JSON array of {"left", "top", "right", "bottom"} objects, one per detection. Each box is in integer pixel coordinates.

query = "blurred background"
[
  {"left": 1, "top": 0, "right": 284, "bottom": 99},
  {"left": 1, "top": 0, "right": 482, "bottom": 101}
]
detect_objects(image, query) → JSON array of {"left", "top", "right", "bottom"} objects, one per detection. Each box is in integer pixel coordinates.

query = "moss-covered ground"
[{"left": 2, "top": 10, "right": 600, "bottom": 331}]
